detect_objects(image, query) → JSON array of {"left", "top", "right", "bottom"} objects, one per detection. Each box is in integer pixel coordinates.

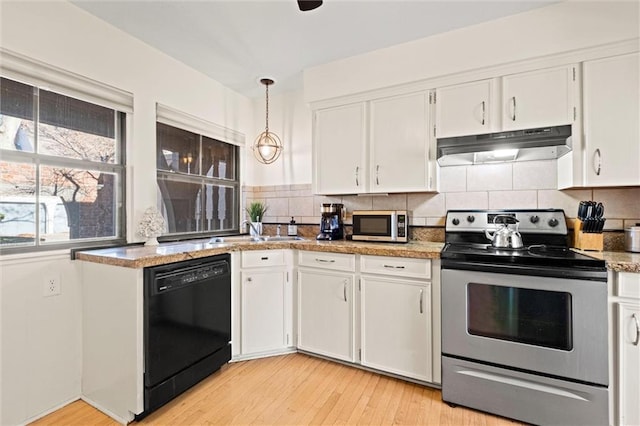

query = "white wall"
[
  {"left": 304, "top": 1, "right": 640, "bottom": 102},
  {"left": 1, "top": 254, "right": 82, "bottom": 426},
  {"left": 0, "top": 1, "right": 253, "bottom": 424},
  {"left": 245, "top": 90, "right": 312, "bottom": 187}
]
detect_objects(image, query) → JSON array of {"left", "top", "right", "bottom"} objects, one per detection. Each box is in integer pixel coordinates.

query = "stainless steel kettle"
[{"left": 485, "top": 215, "right": 524, "bottom": 249}]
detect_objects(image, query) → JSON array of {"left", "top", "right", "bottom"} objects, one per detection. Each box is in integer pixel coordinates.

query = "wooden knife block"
[{"left": 571, "top": 219, "right": 604, "bottom": 251}]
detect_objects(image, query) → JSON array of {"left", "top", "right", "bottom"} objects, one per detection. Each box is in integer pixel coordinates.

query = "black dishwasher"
[{"left": 142, "top": 253, "right": 231, "bottom": 416}]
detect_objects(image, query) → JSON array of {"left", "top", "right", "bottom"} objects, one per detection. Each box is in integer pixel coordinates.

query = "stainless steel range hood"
[{"left": 436, "top": 125, "right": 572, "bottom": 166}]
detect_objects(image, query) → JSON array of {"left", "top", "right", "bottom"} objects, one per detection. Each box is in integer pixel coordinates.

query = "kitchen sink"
[{"left": 209, "top": 235, "right": 305, "bottom": 243}]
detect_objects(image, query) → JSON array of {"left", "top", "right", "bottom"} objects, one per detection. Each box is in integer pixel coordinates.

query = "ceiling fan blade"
[{"left": 298, "top": 0, "right": 323, "bottom": 12}]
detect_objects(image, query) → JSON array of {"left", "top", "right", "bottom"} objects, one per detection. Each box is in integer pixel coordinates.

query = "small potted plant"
[{"left": 245, "top": 201, "right": 268, "bottom": 237}]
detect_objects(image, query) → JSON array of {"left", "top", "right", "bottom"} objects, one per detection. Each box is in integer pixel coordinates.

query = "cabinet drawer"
[
  {"left": 298, "top": 251, "right": 356, "bottom": 272},
  {"left": 242, "top": 250, "right": 285, "bottom": 268},
  {"left": 361, "top": 255, "right": 431, "bottom": 280},
  {"left": 617, "top": 272, "right": 640, "bottom": 299}
]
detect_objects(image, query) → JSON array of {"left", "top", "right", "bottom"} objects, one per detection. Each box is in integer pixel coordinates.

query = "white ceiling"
[{"left": 71, "top": 0, "right": 556, "bottom": 98}]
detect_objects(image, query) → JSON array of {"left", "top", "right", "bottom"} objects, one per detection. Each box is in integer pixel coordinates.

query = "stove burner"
[{"left": 486, "top": 245, "right": 528, "bottom": 252}]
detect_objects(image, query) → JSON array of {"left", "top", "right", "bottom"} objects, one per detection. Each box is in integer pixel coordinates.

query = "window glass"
[
  {"left": 39, "top": 165, "right": 117, "bottom": 241},
  {"left": 156, "top": 122, "right": 239, "bottom": 237},
  {"left": 1, "top": 78, "right": 35, "bottom": 152},
  {"left": 38, "top": 90, "right": 117, "bottom": 162},
  {"left": 157, "top": 123, "right": 199, "bottom": 174},
  {"left": 202, "top": 136, "right": 235, "bottom": 180},
  {"left": 0, "top": 162, "right": 37, "bottom": 246}
]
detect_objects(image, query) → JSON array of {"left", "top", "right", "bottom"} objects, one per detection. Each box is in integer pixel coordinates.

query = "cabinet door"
[
  {"left": 502, "top": 65, "right": 576, "bottom": 131},
  {"left": 584, "top": 53, "right": 640, "bottom": 186},
  {"left": 370, "top": 92, "right": 431, "bottom": 192},
  {"left": 298, "top": 269, "right": 354, "bottom": 361},
  {"left": 314, "top": 103, "right": 367, "bottom": 194},
  {"left": 361, "top": 276, "right": 432, "bottom": 381},
  {"left": 436, "top": 79, "right": 493, "bottom": 138},
  {"left": 241, "top": 271, "right": 285, "bottom": 354},
  {"left": 618, "top": 302, "right": 640, "bottom": 426}
]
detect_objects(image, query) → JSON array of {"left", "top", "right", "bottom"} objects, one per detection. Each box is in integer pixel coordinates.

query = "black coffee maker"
[{"left": 316, "top": 203, "right": 345, "bottom": 240}]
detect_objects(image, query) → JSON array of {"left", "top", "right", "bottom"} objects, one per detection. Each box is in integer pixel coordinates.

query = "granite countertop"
[
  {"left": 574, "top": 249, "right": 640, "bottom": 273},
  {"left": 75, "top": 236, "right": 640, "bottom": 273},
  {"left": 74, "top": 238, "right": 445, "bottom": 269}
]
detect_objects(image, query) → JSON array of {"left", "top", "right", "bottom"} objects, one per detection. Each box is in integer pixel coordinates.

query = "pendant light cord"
[{"left": 265, "top": 82, "right": 270, "bottom": 133}]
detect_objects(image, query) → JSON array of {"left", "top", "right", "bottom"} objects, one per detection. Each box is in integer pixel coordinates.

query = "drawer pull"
[
  {"left": 315, "top": 258, "right": 336, "bottom": 263},
  {"left": 632, "top": 314, "right": 640, "bottom": 346},
  {"left": 383, "top": 264, "right": 405, "bottom": 269},
  {"left": 261, "top": 257, "right": 269, "bottom": 260}
]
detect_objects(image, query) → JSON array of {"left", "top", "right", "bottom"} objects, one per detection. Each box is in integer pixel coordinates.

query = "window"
[
  {"left": 156, "top": 122, "right": 239, "bottom": 237},
  {"left": 0, "top": 76, "right": 126, "bottom": 250}
]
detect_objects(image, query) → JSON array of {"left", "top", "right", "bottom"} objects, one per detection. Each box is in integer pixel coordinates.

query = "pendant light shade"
[{"left": 253, "top": 78, "right": 283, "bottom": 164}]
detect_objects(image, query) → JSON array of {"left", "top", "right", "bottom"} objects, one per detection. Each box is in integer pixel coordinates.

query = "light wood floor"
[{"left": 32, "top": 353, "right": 522, "bottom": 425}]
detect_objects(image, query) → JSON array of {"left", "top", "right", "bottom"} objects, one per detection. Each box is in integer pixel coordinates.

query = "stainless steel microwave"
[{"left": 351, "top": 210, "right": 408, "bottom": 243}]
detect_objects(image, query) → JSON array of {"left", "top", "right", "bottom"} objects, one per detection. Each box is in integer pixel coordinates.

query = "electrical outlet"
[{"left": 43, "top": 275, "right": 61, "bottom": 297}]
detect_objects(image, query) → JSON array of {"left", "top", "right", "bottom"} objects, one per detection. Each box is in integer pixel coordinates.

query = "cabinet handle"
[
  {"left": 375, "top": 165, "right": 380, "bottom": 185},
  {"left": 315, "top": 258, "right": 335, "bottom": 263},
  {"left": 593, "top": 149, "right": 602, "bottom": 176},
  {"left": 481, "top": 101, "right": 486, "bottom": 125},
  {"left": 355, "top": 166, "right": 359, "bottom": 187},
  {"left": 383, "top": 264, "right": 405, "bottom": 269},
  {"left": 632, "top": 314, "right": 640, "bottom": 346},
  {"left": 419, "top": 288, "right": 424, "bottom": 314},
  {"left": 247, "top": 277, "right": 252, "bottom": 282},
  {"left": 343, "top": 280, "right": 347, "bottom": 302},
  {"left": 511, "top": 96, "right": 517, "bottom": 121}
]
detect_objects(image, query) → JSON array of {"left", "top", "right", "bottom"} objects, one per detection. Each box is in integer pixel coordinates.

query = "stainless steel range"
[{"left": 440, "top": 209, "right": 609, "bottom": 426}]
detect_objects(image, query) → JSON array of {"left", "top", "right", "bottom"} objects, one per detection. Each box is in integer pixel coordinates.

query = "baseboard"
[
  {"left": 81, "top": 396, "right": 133, "bottom": 425},
  {"left": 231, "top": 347, "right": 297, "bottom": 362},
  {"left": 20, "top": 396, "right": 80, "bottom": 426}
]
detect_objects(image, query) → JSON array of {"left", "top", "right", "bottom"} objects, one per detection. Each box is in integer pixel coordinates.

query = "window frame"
[
  {"left": 156, "top": 122, "right": 241, "bottom": 240},
  {"left": 0, "top": 53, "right": 130, "bottom": 254}
]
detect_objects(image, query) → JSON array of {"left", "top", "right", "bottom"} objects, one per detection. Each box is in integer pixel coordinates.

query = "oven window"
[
  {"left": 467, "top": 283, "right": 573, "bottom": 351},
  {"left": 355, "top": 216, "right": 390, "bottom": 236}
]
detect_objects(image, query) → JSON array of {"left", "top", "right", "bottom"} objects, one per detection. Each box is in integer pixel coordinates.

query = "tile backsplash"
[{"left": 244, "top": 160, "right": 640, "bottom": 231}]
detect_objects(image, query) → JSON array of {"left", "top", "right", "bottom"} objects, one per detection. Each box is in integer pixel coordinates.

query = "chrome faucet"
[{"left": 242, "top": 220, "right": 261, "bottom": 237}]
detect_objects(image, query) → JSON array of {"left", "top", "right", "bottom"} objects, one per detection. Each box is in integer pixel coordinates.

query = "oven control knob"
[
  {"left": 452, "top": 218, "right": 460, "bottom": 226},
  {"left": 467, "top": 215, "right": 475, "bottom": 223},
  {"left": 548, "top": 218, "right": 559, "bottom": 227},
  {"left": 530, "top": 215, "right": 540, "bottom": 224}
]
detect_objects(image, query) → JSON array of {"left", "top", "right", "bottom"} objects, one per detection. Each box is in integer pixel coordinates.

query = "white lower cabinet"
[
  {"left": 360, "top": 255, "right": 432, "bottom": 382},
  {"left": 609, "top": 272, "right": 640, "bottom": 426},
  {"left": 298, "top": 269, "right": 355, "bottom": 362},
  {"left": 610, "top": 271, "right": 640, "bottom": 426},
  {"left": 239, "top": 250, "right": 293, "bottom": 358},
  {"left": 298, "top": 251, "right": 356, "bottom": 362},
  {"left": 361, "top": 276, "right": 432, "bottom": 381},
  {"left": 617, "top": 302, "right": 640, "bottom": 426}
]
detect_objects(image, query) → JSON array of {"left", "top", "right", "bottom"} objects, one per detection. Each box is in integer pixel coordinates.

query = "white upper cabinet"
[
  {"left": 435, "top": 79, "right": 496, "bottom": 138},
  {"left": 435, "top": 65, "right": 577, "bottom": 139},
  {"left": 582, "top": 52, "right": 640, "bottom": 186},
  {"left": 370, "top": 92, "right": 432, "bottom": 193},
  {"left": 502, "top": 65, "right": 577, "bottom": 130},
  {"left": 313, "top": 93, "right": 436, "bottom": 195},
  {"left": 313, "top": 103, "right": 367, "bottom": 195}
]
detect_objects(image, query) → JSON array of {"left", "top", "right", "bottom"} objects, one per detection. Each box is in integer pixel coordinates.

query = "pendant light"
[{"left": 253, "top": 78, "right": 283, "bottom": 164}]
